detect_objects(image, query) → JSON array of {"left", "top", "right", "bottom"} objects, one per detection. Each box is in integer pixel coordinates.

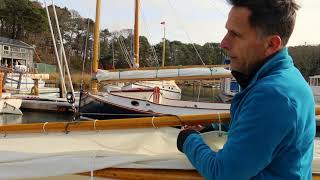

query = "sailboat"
[
  {"left": 309, "top": 75, "right": 320, "bottom": 103},
  {"left": 0, "top": 93, "right": 22, "bottom": 115},
  {"left": 0, "top": 72, "right": 22, "bottom": 115},
  {"left": 79, "top": 0, "right": 232, "bottom": 120}
]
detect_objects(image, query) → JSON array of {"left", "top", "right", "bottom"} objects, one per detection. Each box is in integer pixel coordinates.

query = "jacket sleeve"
[{"left": 182, "top": 86, "right": 296, "bottom": 180}]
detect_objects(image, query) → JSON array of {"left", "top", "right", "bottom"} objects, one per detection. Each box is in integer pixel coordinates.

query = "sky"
[{"left": 49, "top": 0, "right": 320, "bottom": 46}]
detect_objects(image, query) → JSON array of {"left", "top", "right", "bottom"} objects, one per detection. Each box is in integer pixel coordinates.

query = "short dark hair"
[{"left": 227, "top": 0, "right": 300, "bottom": 46}]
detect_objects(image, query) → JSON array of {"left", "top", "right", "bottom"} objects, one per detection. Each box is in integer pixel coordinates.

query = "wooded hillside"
[{"left": 0, "top": 0, "right": 319, "bottom": 79}]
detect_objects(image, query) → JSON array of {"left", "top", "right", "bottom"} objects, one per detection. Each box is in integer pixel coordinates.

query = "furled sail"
[{"left": 96, "top": 67, "right": 232, "bottom": 82}]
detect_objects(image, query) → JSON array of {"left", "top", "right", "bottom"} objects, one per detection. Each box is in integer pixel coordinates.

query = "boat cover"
[
  {"left": 96, "top": 67, "right": 231, "bottom": 81},
  {"left": 0, "top": 127, "right": 318, "bottom": 179}
]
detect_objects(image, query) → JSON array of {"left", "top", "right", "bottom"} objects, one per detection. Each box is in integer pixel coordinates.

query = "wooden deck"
[{"left": 80, "top": 168, "right": 320, "bottom": 180}]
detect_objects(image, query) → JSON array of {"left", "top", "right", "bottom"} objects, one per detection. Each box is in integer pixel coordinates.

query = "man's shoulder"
[{"left": 255, "top": 69, "right": 313, "bottom": 100}]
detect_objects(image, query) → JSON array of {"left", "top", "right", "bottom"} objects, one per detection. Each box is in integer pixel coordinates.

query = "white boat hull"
[
  {"left": 79, "top": 91, "right": 230, "bottom": 119},
  {"left": 0, "top": 93, "right": 22, "bottom": 115}
]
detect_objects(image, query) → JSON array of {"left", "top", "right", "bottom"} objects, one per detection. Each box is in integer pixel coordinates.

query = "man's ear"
[{"left": 265, "top": 35, "right": 282, "bottom": 56}]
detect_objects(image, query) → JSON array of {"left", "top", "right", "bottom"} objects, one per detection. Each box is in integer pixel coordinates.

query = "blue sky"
[{"left": 49, "top": 0, "right": 320, "bottom": 46}]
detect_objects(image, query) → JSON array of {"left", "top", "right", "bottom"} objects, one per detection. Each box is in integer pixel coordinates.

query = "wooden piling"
[{"left": 0, "top": 72, "right": 3, "bottom": 97}]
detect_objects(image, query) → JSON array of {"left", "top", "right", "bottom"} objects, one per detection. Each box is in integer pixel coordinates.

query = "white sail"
[{"left": 0, "top": 128, "right": 319, "bottom": 179}]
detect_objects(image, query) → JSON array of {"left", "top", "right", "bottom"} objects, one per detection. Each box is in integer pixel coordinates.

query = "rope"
[
  {"left": 173, "top": 115, "right": 185, "bottom": 127},
  {"left": 166, "top": 0, "right": 206, "bottom": 66},
  {"left": 217, "top": 112, "right": 222, "bottom": 137},
  {"left": 117, "top": 35, "right": 133, "bottom": 68},
  {"left": 151, "top": 116, "right": 158, "bottom": 129},
  {"left": 43, "top": 122, "right": 49, "bottom": 134},
  {"left": 89, "top": 153, "right": 96, "bottom": 180},
  {"left": 209, "top": 0, "right": 227, "bottom": 18},
  {"left": 139, "top": 2, "right": 160, "bottom": 67},
  {"left": 93, "top": 120, "right": 99, "bottom": 131}
]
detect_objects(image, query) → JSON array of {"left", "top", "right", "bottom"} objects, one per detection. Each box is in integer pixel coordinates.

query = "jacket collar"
[{"left": 234, "top": 48, "right": 293, "bottom": 91}]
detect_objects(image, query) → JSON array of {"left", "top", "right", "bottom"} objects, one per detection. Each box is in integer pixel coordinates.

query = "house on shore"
[{"left": 0, "top": 37, "right": 34, "bottom": 69}]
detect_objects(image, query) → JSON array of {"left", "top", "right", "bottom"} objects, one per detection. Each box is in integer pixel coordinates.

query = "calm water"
[
  {"left": 1, "top": 85, "right": 318, "bottom": 137},
  {"left": 0, "top": 111, "right": 74, "bottom": 125},
  {"left": 0, "top": 85, "right": 221, "bottom": 125},
  {"left": 180, "top": 84, "right": 222, "bottom": 102}
]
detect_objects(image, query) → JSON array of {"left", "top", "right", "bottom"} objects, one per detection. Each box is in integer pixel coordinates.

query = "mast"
[
  {"left": 134, "top": 0, "right": 140, "bottom": 68},
  {"left": 161, "top": 21, "right": 166, "bottom": 67},
  {"left": 92, "top": 0, "right": 101, "bottom": 94}
]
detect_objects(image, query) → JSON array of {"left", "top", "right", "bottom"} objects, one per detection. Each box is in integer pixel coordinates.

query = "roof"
[{"left": 0, "top": 37, "right": 33, "bottom": 49}]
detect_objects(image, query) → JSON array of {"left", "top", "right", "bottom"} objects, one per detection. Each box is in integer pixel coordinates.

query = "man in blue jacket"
[{"left": 177, "top": 0, "right": 316, "bottom": 179}]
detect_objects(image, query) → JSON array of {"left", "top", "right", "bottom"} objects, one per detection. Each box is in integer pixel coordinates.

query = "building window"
[
  {"left": 3, "top": 46, "right": 9, "bottom": 55},
  {"left": 11, "top": 47, "right": 19, "bottom": 52},
  {"left": 20, "top": 48, "right": 26, "bottom": 53}
]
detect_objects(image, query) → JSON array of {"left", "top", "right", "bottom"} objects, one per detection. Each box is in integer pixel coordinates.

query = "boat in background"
[
  {"left": 79, "top": 87, "right": 230, "bottom": 120},
  {"left": 0, "top": 114, "right": 22, "bottom": 125},
  {"left": 5, "top": 69, "right": 60, "bottom": 98},
  {"left": 310, "top": 75, "right": 320, "bottom": 103},
  {"left": 219, "top": 58, "right": 240, "bottom": 102},
  {"left": 219, "top": 77, "right": 240, "bottom": 102},
  {"left": 104, "top": 80, "right": 182, "bottom": 100},
  {"left": 0, "top": 93, "right": 22, "bottom": 115}
]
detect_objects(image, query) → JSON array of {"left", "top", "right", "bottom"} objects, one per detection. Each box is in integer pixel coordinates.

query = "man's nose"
[{"left": 220, "top": 35, "right": 229, "bottom": 50}]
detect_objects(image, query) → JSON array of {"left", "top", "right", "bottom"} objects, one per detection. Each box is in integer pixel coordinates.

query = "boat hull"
[
  {"left": 79, "top": 91, "right": 230, "bottom": 120},
  {"left": 79, "top": 92, "right": 157, "bottom": 119}
]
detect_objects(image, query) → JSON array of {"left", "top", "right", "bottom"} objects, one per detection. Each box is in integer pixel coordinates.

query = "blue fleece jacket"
[{"left": 182, "top": 48, "right": 316, "bottom": 180}]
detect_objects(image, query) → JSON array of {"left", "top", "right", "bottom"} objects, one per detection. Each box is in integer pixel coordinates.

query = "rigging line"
[
  {"left": 120, "top": 35, "right": 135, "bottom": 67},
  {"left": 118, "top": 31, "right": 134, "bottom": 64},
  {"left": 120, "top": 38, "right": 134, "bottom": 68},
  {"left": 140, "top": 0, "right": 160, "bottom": 67},
  {"left": 166, "top": 0, "right": 206, "bottom": 66},
  {"left": 81, "top": 18, "right": 90, "bottom": 85},
  {"left": 117, "top": 37, "right": 133, "bottom": 68},
  {"left": 209, "top": 0, "right": 227, "bottom": 18},
  {"left": 114, "top": 32, "right": 133, "bottom": 67},
  {"left": 121, "top": 33, "right": 133, "bottom": 64}
]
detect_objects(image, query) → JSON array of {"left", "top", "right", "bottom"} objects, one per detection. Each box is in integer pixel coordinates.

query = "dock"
[{"left": 13, "top": 95, "right": 78, "bottom": 112}]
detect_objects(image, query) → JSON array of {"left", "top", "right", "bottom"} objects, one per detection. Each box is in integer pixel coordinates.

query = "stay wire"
[{"left": 166, "top": 0, "right": 206, "bottom": 66}]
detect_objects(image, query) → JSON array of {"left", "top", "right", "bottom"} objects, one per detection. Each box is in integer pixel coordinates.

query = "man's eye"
[{"left": 230, "top": 31, "right": 239, "bottom": 37}]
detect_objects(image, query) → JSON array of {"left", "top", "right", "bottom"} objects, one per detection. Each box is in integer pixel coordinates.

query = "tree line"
[{"left": 0, "top": 0, "right": 319, "bottom": 79}]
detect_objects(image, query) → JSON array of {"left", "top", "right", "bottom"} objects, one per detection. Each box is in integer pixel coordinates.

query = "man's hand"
[{"left": 177, "top": 126, "right": 200, "bottom": 153}]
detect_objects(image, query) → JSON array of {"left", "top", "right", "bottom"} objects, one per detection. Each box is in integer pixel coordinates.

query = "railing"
[{"left": 0, "top": 51, "right": 28, "bottom": 59}]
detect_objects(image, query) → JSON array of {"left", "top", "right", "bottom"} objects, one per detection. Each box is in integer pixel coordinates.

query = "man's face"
[{"left": 220, "top": 7, "right": 269, "bottom": 75}]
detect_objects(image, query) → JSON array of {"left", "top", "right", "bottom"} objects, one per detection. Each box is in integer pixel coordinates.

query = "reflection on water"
[
  {"left": 180, "top": 85, "right": 222, "bottom": 102},
  {"left": 0, "top": 114, "right": 23, "bottom": 125},
  {"left": 0, "top": 85, "right": 223, "bottom": 125}
]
